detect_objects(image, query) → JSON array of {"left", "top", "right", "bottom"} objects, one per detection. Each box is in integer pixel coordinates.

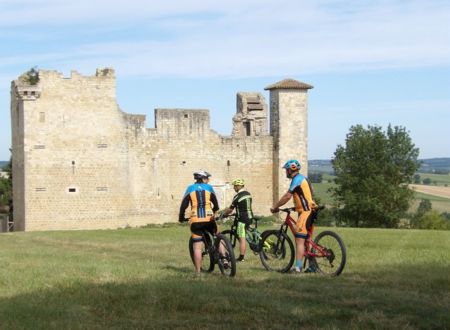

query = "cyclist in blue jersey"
[{"left": 179, "top": 170, "right": 220, "bottom": 273}]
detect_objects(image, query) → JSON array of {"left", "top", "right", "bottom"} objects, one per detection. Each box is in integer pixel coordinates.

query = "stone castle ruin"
[{"left": 10, "top": 68, "right": 313, "bottom": 231}]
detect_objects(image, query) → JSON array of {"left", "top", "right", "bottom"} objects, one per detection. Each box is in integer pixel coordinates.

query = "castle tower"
[
  {"left": 265, "top": 79, "right": 313, "bottom": 204},
  {"left": 231, "top": 92, "right": 268, "bottom": 137}
]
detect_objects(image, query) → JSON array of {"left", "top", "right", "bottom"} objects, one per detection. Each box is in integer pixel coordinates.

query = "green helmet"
[{"left": 231, "top": 178, "right": 245, "bottom": 186}]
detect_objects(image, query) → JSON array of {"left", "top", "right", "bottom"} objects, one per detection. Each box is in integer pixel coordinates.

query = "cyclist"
[
  {"left": 221, "top": 178, "right": 254, "bottom": 262},
  {"left": 179, "top": 170, "right": 220, "bottom": 273},
  {"left": 270, "top": 160, "right": 316, "bottom": 273}
]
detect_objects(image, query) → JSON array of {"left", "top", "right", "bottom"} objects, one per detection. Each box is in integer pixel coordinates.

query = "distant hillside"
[
  {"left": 309, "top": 158, "right": 450, "bottom": 174},
  {"left": 308, "top": 160, "right": 333, "bottom": 174},
  {"left": 418, "top": 158, "right": 450, "bottom": 174},
  {"left": 0, "top": 161, "right": 8, "bottom": 170}
]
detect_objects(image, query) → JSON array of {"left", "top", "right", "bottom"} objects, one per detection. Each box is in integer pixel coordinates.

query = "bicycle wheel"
[
  {"left": 221, "top": 229, "right": 240, "bottom": 257},
  {"left": 309, "top": 230, "right": 346, "bottom": 276},
  {"left": 259, "top": 230, "right": 295, "bottom": 273},
  {"left": 215, "top": 234, "right": 236, "bottom": 277},
  {"left": 189, "top": 235, "right": 214, "bottom": 273}
]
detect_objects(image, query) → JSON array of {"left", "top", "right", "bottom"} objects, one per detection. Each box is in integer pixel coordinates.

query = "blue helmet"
[{"left": 282, "top": 159, "right": 301, "bottom": 171}]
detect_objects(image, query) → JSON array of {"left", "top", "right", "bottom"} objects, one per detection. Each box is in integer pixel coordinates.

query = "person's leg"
[
  {"left": 236, "top": 222, "right": 246, "bottom": 261},
  {"left": 294, "top": 211, "right": 310, "bottom": 272},
  {"left": 193, "top": 240, "right": 202, "bottom": 272},
  {"left": 294, "top": 237, "right": 305, "bottom": 272},
  {"left": 191, "top": 222, "right": 205, "bottom": 273}
]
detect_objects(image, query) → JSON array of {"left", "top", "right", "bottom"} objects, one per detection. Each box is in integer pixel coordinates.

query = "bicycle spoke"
[
  {"left": 259, "top": 230, "right": 295, "bottom": 273},
  {"left": 311, "top": 231, "right": 346, "bottom": 276},
  {"left": 216, "top": 234, "right": 236, "bottom": 277}
]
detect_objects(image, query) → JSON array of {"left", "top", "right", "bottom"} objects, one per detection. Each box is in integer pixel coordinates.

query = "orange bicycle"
[{"left": 260, "top": 206, "right": 346, "bottom": 276}]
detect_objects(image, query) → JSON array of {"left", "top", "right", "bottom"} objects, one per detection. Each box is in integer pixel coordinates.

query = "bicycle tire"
[
  {"left": 215, "top": 234, "right": 236, "bottom": 277},
  {"left": 221, "top": 229, "right": 241, "bottom": 259},
  {"left": 189, "top": 234, "right": 214, "bottom": 273},
  {"left": 309, "top": 230, "right": 346, "bottom": 276},
  {"left": 259, "top": 230, "right": 295, "bottom": 273},
  {"left": 221, "top": 229, "right": 238, "bottom": 248}
]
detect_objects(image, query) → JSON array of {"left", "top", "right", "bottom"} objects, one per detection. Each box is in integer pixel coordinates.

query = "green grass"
[{"left": 0, "top": 226, "right": 449, "bottom": 329}]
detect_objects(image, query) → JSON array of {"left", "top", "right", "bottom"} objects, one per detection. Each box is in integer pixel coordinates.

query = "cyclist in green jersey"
[{"left": 221, "top": 178, "right": 254, "bottom": 262}]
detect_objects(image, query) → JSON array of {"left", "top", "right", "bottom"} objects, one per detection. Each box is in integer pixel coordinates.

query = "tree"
[
  {"left": 308, "top": 172, "right": 323, "bottom": 183},
  {"left": 417, "top": 199, "right": 432, "bottom": 217},
  {"left": 413, "top": 174, "right": 421, "bottom": 184},
  {"left": 331, "top": 124, "right": 419, "bottom": 228},
  {"left": 413, "top": 211, "right": 449, "bottom": 230},
  {"left": 0, "top": 157, "right": 12, "bottom": 212},
  {"left": 422, "top": 178, "right": 432, "bottom": 185}
]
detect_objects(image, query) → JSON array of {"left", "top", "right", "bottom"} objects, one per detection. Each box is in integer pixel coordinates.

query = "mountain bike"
[
  {"left": 259, "top": 207, "right": 346, "bottom": 276},
  {"left": 221, "top": 215, "right": 268, "bottom": 257},
  {"left": 187, "top": 222, "right": 237, "bottom": 277}
]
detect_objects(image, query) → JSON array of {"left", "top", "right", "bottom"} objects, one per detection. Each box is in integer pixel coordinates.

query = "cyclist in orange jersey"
[{"left": 270, "top": 160, "right": 317, "bottom": 273}]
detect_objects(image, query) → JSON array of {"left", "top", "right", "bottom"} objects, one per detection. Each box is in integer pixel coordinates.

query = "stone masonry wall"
[{"left": 11, "top": 68, "right": 278, "bottom": 231}]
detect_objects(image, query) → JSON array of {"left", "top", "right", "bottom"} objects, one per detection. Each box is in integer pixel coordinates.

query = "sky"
[{"left": 0, "top": 0, "right": 449, "bottom": 161}]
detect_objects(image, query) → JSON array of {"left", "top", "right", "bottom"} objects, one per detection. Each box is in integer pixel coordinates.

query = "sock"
[{"left": 295, "top": 260, "right": 302, "bottom": 272}]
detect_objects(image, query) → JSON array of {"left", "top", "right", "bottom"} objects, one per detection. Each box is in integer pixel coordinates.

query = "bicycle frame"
[
  {"left": 221, "top": 215, "right": 268, "bottom": 252},
  {"left": 278, "top": 208, "right": 331, "bottom": 260}
]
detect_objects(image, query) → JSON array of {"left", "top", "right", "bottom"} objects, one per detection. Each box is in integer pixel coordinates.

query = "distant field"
[
  {"left": 312, "top": 174, "right": 450, "bottom": 213},
  {"left": 0, "top": 226, "right": 448, "bottom": 329},
  {"left": 416, "top": 173, "right": 450, "bottom": 186},
  {"left": 410, "top": 184, "right": 450, "bottom": 199}
]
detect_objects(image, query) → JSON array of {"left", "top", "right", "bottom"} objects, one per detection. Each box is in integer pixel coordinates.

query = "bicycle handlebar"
[{"left": 278, "top": 205, "right": 325, "bottom": 213}]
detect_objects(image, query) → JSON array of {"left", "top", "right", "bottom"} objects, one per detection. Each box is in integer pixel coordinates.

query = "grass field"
[{"left": 0, "top": 225, "right": 449, "bottom": 329}]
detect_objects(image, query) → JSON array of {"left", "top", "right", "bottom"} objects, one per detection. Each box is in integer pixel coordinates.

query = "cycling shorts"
[
  {"left": 237, "top": 222, "right": 247, "bottom": 239},
  {"left": 294, "top": 211, "right": 314, "bottom": 239},
  {"left": 190, "top": 220, "right": 218, "bottom": 241}
]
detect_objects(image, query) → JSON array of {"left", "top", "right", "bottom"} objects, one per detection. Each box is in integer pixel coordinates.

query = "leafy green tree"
[
  {"left": 0, "top": 158, "right": 12, "bottom": 212},
  {"left": 417, "top": 199, "right": 432, "bottom": 216},
  {"left": 331, "top": 124, "right": 419, "bottom": 228},
  {"left": 413, "top": 211, "right": 449, "bottom": 230},
  {"left": 422, "top": 178, "right": 432, "bottom": 185},
  {"left": 413, "top": 174, "right": 421, "bottom": 184},
  {"left": 308, "top": 172, "right": 323, "bottom": 183}
]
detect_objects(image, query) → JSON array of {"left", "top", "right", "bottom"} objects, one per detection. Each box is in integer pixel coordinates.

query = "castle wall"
[{"left": 11, "top": 69, "right": 311, "bottom": 231}]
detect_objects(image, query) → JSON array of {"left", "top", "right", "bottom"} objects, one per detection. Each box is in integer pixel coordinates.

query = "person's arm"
[
  {"left": 210, "top": 192, "right": 219, "bottom": 213},
  {"left": 178, "top": 194, "right": 190, "bottom": 222},
  {"left": 270, "top": 191, "right": 293, "bottom": 213},
  {"left": 221, "top": 206, "right": 234, "bottom": 218}
]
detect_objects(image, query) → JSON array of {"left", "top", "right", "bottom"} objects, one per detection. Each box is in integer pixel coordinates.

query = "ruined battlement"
[{"left": 10, "top": 68, "right": 312, "bottom": 231}]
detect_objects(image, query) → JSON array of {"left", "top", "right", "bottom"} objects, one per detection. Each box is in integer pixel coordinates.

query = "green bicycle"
[{"left": 220, "top": 215, "right": 272, "bottom": 261}]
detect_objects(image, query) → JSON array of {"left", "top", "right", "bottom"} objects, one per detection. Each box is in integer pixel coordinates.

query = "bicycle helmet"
[
  {"left": 231, "top": 178, "right": 245, "bottom": 186},
  {"left": 282, "top": 159, "right": 301, "bottom": 171},
  {"left": 193, "top": 169, "right": 211, "bottom": 180}
]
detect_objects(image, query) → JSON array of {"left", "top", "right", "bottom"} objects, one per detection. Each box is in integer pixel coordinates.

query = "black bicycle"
[{"left": 187, "top": 224, "right": 237, "bottom": 277}]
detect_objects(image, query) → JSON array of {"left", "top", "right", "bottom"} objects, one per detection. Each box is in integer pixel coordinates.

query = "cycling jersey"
[
  {"left": 289, "top": 173, "right": 316, "bottom": 238},
  {"left": 289, "top": 173, "right": 315, "bottom": 213},
  {"left": 229, "top": 189, "right": 253, "bottom": 225},
  {"left": 179, "top": 182, "right": 219, "bottom": 224}
]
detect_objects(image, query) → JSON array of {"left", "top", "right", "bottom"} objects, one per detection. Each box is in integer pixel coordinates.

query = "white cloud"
[{"left": 0, "top": 0, "right": 449, "bottom": 78}]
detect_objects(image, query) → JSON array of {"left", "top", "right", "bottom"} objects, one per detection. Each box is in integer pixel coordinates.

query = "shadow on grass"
[{"left": 0, "top": 263, "right": 448, "bottom": 329}]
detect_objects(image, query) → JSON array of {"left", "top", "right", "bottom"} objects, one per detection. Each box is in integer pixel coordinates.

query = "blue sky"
[{"left": 1, "top": 0, "right": 449, "bottom": 160}]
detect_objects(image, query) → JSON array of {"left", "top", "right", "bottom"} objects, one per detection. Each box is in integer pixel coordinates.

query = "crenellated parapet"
[{"left": 14, "top": 84, "right": 42, "bottom": 101}]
